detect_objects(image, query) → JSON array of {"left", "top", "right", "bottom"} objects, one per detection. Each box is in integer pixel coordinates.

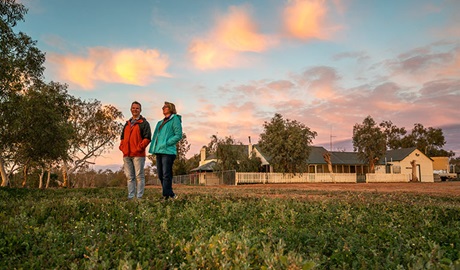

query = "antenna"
[{"left": 330, "top": 126, "right": 336, "bottom": 151}]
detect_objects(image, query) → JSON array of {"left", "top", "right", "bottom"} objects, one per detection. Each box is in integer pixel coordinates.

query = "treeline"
[{"left": 353, "top": 115, "right": 455, "bottom": 171}]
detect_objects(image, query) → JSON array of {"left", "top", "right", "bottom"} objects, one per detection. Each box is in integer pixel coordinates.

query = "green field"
[{"left": 1, "top": 186, "right": 459, "bottom": 269}]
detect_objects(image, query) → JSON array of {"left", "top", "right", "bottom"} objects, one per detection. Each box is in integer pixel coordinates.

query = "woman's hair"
[{"left": 164, "top": 101, "right": 177, "bottom": 114}]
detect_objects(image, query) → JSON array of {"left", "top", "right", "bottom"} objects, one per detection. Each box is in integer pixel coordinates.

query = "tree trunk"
[
  {"left": 62, "top": 162, "right": 69, "bottom": 188},
  {"left": 38, "top": 168, "right": 45, "bottom": 189},
  {"left": 0, "top": 158, "right": 9, "bottom": 187},
  {"left": 22, "top": 165, "right": 28, "bottom": 188},
  {"left": 410, "top": 160, "right": 418, "bottom": 182},
  {"left": 45, "top": 164, "right": 51, "bottom": 188},
  {"left": 323, "top": 152, "right": 335, "bottom": 183}
]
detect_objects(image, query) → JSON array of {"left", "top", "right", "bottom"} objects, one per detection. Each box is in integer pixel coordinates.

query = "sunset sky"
[{"left": 16, "top": 0, "right": 460, "bottom": 170}]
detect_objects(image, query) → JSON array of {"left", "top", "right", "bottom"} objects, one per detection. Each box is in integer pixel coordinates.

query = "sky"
[{"left": 15, "top": 0, "right": 460, "bottom": 170}]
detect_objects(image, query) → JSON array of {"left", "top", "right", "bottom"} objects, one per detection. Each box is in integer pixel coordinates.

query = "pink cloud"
[
  {"left": 188, "top": 5, "right": 274, "bottom": 70},
  {"left": 282, "top": 0, "right": 341, "bottom": 40},
  {"left": 214, "top": 6, "right": 272, "bottom": 52},
  {"left": 48, "top": 48, "right": 170, "bottom": 90},
  {"left": 188, "top": 40, "right": 238, "bottom": 70}
]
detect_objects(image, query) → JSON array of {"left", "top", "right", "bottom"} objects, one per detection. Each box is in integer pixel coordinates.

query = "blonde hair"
[{"left": 164, "top": 101, "right": 177, "bottom": 114}]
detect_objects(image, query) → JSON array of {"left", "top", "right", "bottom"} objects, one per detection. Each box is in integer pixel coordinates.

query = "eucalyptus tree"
[
  {"left": 352, "top": 116, "right": 386, "bottom": 173},
  {"left": 16, "top": 82, "right": 73, "bottom": 187},
  {"left": 208, "top": 135, "right": 261, "bottom": 172},
  {"left": 258, "top": 113, "right": 317, "bottom": 174},
  {"left": 379, "top": 120, "right": 407, "bottom": 150},
  {"left": 62, "top": 98, "right": 123, "bottom": 187},
  {"left": 401, "top": 123, "right": 450, "bottom": 157},
  {"left": 0, "top": 0, "right": 45, "bottom": 186}
]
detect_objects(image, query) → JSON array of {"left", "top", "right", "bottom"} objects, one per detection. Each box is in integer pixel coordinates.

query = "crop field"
[{"left": 1, "top": 183, "right": 460, "bottom": 269}]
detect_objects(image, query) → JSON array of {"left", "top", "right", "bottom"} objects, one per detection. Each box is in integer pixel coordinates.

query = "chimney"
[
  {"left": 248, "top": 136, "right": 252, "bottom": 157},
  {"left": 200, "top": 146, "right": 206, "bottom": 166}
]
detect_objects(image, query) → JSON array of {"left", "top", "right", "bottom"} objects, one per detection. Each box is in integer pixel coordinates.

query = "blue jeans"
[
  {"left": 156, "top": 154, "right": 176, "bottom": 198},
  {"left": 123, "top": 156, "right": 146, "bottom": 199}
]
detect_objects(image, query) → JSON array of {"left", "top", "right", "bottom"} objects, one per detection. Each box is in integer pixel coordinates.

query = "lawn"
[{"left": 1, "top": 185, "right": 459, "bottom": 269}]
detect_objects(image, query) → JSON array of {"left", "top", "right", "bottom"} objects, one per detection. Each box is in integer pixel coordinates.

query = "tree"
[
  {"left": 15, "top": 82, "right": 73, "bottom": 187},
  {"left": 401, "top": 123, "right": 451, "bottom": 157},
  {"left": 210, "top": 135, "right": 261, "bottom": 172},
  {"left": 0, "top": 0, "right": 46, "bottom": 186},
  {"left": 352, "top": 116, "right": 386, "bottom": 173},
  {"left": 63, "top": 98, "right": 123, "bottom": 187},
  {"left": 258, "top": 113, "right": 317, "bottom": 174},
  {"left": 379, "top": 120, "right": 407, "bottom": 150}
]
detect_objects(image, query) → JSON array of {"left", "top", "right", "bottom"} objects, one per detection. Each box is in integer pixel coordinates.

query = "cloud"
[
  {"left": 188, "top": 5, "right": 274, "bottom": 70},
  {"left": 332, "top": 51, "right": 370, "bottom": 62},
  {"left": 384, "top": 43, "right": 460, "bottom": 86},
  {"left": 48, "top": 48, "right": 170, "bottom": 89},
  {"left": 282, "top": 0, "right": 341, "bottom": 40},
  {"left": 188, "top": 40, "right": 238, "bottom": 70}
]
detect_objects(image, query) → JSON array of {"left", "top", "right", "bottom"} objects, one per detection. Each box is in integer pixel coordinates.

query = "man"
[
  {"left": 119, "top": 101, "right": 151, "bottom": 199},
  {"left": 149, "top": 101, "right": 182, "bottom": 200}
]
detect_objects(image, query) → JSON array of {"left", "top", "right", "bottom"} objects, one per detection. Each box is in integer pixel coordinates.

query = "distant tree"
[
  {"left": 185, "top": 153, "right": 200, "bottom": 172},
  {"left": 212, "top": 135, "right": 261, "bottom": 172},
  {"left": 401, "top": 123, "right": 451, "bottom": 157},
  {"left": 206, "top": 134, "right": 219, "bottom": 157},
  {"left": 0, "top": 0, "right": 45, "bottom": 186},
  {"left": 214, "top": 136, "right": 242, "bottom": 171},
  {"left": 173, "top": 133, "right": 190, "bottom": 175},
  {"left": 353, "top": 116, "right": 386, "bottom": 173},
  {"left": 379, "top": 120, "right": 407, "bottom": 150},
  {"left": 258, "top": 113, "right": 317, "bottom": 174},
  {"left": 62, "top": 99, "right": 123, "bottom": 187},
  {"left": 238, "top": 152, "right": 262, "bottom": 172}
]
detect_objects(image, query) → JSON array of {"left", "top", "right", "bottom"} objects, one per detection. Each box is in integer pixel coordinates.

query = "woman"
[{"left": 149, "top": 101, "right": 182, "bottom": 200}]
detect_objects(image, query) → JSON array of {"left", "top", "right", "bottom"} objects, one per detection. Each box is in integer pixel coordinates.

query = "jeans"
[
  {"left": 156, "top": 154, "right": 176, "bottom": 198},
  {"left": 123, "top": 156, "right": 146, "bottom": 199}
]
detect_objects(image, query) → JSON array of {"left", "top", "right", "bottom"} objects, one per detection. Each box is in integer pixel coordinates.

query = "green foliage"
[
  {"left": 1, "top": 0, "right": 46, "bottom": 184},
  {"left": 353, "top": 116, "right": 386, "bottom": 172},
  {"left": 259, "top": 113, "right": 317, "bottom": 174},
  {"left": 402, "top": 123, "right": 450, "bottom": 157},
  {"left": 15, "top": 82, "right": 73, "bottom": 166},
  {"left": 209, "top": 135, "right": 262, "bottom": 172},
  {"left": 379, "top": 120, "right": 452, "bottom": 157},
  {"left": 3, "top": 187, "right": 458, "bottom": 269},
  {"left": 379, "top": 120, "right": 407, "bottom": 150}
]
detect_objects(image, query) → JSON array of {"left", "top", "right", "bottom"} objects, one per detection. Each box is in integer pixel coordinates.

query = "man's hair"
[
  {"left": 164, "top": 101, "right": 177, "bottom": 114},
  {"left": 132, "top": 101, "right": 142, "bottom": 110}
]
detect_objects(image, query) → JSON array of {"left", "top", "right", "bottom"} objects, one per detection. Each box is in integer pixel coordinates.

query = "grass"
[{"left": 1, "top": 186, "right": 459, "bottom": 269}]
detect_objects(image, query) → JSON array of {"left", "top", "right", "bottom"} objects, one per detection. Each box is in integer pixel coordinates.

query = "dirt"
[{"left": 150, "top": 181, "right": 460, "bottom": 197}]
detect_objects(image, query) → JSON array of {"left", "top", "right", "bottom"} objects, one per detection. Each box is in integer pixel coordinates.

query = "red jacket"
[{"left": 119, "top": 116, "right": 152, "bottom": 157}]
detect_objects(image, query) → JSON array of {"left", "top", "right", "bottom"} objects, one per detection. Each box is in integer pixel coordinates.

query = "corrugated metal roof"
[
  {"left": 190, "top": 161, "right": 217, "bottom": 172},
  {"left": 307, "top": 146, "right": 366, "bottom": 165},
  {"left": 377, "top": 147, "right": 418, "bottom": 164}
]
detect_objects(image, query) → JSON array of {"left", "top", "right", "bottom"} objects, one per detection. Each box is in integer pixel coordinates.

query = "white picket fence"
[
  {"left": 173, "top": 172, "right": 415, "bottom": 186},
  {"left": 235, "top": 172, "right": 357, "bottom": 185}
]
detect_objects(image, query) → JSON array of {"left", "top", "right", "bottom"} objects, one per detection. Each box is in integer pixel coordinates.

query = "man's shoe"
[{"left": 172, "top": 194, "right": 178, "bottom": 200}]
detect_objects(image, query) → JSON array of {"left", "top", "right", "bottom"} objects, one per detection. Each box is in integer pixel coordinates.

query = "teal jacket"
[{"left": 148, "top": 114, "right": 182, "bottom": 155}]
